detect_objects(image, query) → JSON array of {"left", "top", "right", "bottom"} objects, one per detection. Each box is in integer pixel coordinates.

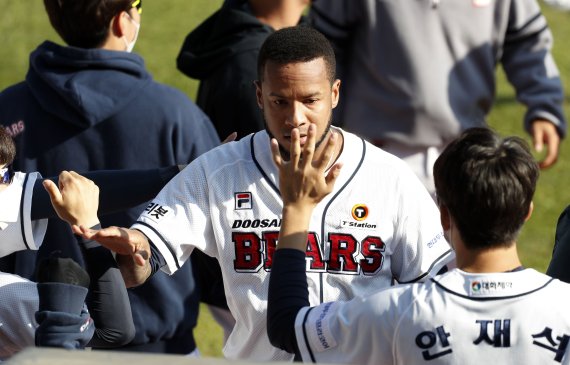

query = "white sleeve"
[
  {"left": 131, "top": 161, "right": 215, "bottom": 275},
  {"left": 295, "top": 290, "right": 403, "bottom": 365},
  {"left": 390, "top": 165, "right": 453, "bottom": 283}
]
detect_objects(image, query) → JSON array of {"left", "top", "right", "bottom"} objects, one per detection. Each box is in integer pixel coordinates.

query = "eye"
[
  {"left": 273, "top": 99, "right": 286, "bottom": 106},
  {"left": 305, "top": 98, "right": 318, "bottom": 105}
]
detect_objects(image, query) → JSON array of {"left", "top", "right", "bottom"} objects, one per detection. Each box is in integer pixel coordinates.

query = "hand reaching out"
[{"left": 43, "top": 171, "right": 100, "bottom": 228}]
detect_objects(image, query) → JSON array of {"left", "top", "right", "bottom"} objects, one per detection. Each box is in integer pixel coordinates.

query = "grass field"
[{"left": 1, "top": 0, "right": 568, "bottom": 359}]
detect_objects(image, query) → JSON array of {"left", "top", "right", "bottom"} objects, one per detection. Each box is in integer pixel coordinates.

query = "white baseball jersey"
[
  {"left": 0, "top": 172, "right": 47, "bottom": 258},
  {"left": 296, "top": 268, "right": 570, "bottom": 364},
  {"left": 0, "top": 272, "right": 38, "bottom": 360},
  {"left": 132, "top": 129, "right": 453, "bottom": 361}
]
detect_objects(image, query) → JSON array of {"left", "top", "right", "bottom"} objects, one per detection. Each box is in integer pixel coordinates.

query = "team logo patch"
[
  {"left": 351, "top": 204, "right": 368, "bottom": 221},
  {"left": 143, "top": 202, "right": 171, "bottom": 223},
  {"left": 469, "top": 279, "right": 513, "bottom": 296},
  {"left": 235, "top": 192, "right": 252, "bottom": 210}
]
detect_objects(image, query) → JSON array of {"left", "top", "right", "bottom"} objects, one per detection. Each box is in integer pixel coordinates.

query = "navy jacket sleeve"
[
  {"left": 267, "top": 249, "right": 310, "bottom": 355},
  {"left": 35, "top": 283, "right": 95, "bottom": 349}
]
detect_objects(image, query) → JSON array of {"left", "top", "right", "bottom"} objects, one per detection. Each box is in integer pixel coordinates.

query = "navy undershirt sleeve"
[
  {"left": 30, "top": 166, "right": 180, "bottom": 220},
  {"left": 148, "top": 240, "right": 167, "bottom": 276},
  {"left": 78, "top": 224, "right": 135, "bottom": 348},
  {"left": 267, "top": 249, "right": 310, "bottom": 356}
]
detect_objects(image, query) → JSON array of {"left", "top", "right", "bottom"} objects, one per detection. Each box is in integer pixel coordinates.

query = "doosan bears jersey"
[
  {"left": 132, "top": 129, "right": 453, "bottom": 361},
  {"left": 295, "top": 269, "right": 570, "bottom": 364}
]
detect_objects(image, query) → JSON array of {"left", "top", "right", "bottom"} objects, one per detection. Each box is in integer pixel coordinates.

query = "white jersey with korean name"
[
  {"left": 132, "top": 129, "right": 453, "bottom": 361},
  {"left": 296, "top": 268, "right": 570, "bottom": 364}
]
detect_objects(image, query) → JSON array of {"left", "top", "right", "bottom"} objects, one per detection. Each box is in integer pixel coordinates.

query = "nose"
[{"left": 286, "top": 102, "right": 307, "bottom": 128}]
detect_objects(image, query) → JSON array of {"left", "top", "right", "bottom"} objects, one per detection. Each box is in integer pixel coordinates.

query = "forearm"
[
  {"left": 31, "top": 166, "right": 180, "bottom": 221},
  {"left": 277, "top": 205, "right": 314, "bottom": 252},
  {"left": 116, "top": 253, "right": 152, "bottom": 288},
  {"left": 78, "top": 229, "right": 135, "bottom": 348},
  {"left": 267, "top": 249, "right": 309, "bottom": 355}
]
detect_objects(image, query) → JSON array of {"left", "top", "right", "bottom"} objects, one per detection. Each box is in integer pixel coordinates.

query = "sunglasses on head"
[{"left": 132, "top": 0, "right": 142, "bottom": 14}]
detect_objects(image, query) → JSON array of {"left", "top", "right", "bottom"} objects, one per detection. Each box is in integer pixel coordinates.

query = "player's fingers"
[
  {"left": 325, "top": 162, "right": 343, "bottom": 189},
  {"left": 532, "top": 127, "right": 545, "bottom": 153},
  {"left": 42, "top": 179, "right": 63, "bottom": 206},
  {"left": 301, "top": 124, "right": 317, "bottom": 169},
  {"left": 539, "top": 135, "right": 559, "bottom": 169},
  {"left": 290, "top": 128, "right": 302, "bottom": 167},
  {"left": 317, "top": 131, "right": 336, "bottom": 171},
  {"left": 270, "top": 138, "right": 283, "bottom": 167}
]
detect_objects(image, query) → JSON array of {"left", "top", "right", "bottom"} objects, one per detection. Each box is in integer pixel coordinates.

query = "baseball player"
[
  {"left": 76, "top": 26, "right": 453, "bottom": 361},
  {"left": 267, "top": 127, "right": 570, "bottom": 364}
]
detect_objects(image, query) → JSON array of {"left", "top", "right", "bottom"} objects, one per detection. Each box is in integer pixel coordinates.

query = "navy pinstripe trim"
[
  {"left": 398, "top": 249, "right": 453, "bottom": 284},
  {"left": 250, "top": 133, "right": 280, "bottom": 195},
  {"left": 302, "top": 307, "right": 317, "bottom": 363},
  {"left": 20, "top": 173, "right": 31, "bottom": 250},
  {"left": 134, "top": 222, "right": 180, "bottom": 270},
  {"left": 431, "top": 276, "right": 555, "bottom": 301},
  {"left": 319, "top": 137, "right": 366, "bottom": 303}
]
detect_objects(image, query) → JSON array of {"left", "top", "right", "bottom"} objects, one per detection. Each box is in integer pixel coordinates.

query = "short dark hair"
[
  {"left": 434, "top": 128, "right": 539, "bottom": 250},
  {"left": 44, "top": 0, "right": 133, "bottom": 48},
  {"left": 0, "top": 128, "right": 16, "bottom": 166},
  {"left": 257, "top": 26, "right": 336, "bottom": 84}
]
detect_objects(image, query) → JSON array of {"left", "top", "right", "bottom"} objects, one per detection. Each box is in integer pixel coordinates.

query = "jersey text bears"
[{"left": 233, "top": 230, "right": 385, "bottom": 274}]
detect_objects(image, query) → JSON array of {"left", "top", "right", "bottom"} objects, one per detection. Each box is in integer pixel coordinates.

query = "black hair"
[
  {"left": 44, "top": 0, "right": 133, "bottom": 48},
  {"left": 257, "top": 25, "right": 336, "bottom": 84},
  {"left": 433, "top": 128, "right": 539, "bottom": 250}
]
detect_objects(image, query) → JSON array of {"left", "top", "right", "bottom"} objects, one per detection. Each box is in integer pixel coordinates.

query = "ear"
[
  {"left": 524, "top": 201, "right": 534, "bottom": 222},
  {"left": 331, "top": 79, "right": 341, "bottom": 109},
  {"left": 439, "top": 203, "right": 451, "bottom": 231},
  {"left": 254, "top": 80, "right": 263, "bottom": 109},
  {"left": 111, "top": 11, "right": 129, "bottom": 38}
]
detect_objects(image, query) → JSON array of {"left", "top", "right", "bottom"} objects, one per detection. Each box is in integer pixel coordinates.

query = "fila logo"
[
  {"left": 235, "top": 192, "right": 252, "bottom": 210},
  {"left": 351, "top": 204, "right": 368, "bottom": 221}
]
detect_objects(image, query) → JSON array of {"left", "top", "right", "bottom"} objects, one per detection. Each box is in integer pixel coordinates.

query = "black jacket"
[{"left": 177, "top": 1, "right": 273, "bottom": 140}]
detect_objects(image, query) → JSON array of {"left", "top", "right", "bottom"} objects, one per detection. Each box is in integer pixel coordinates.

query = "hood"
[
  {"left": 177, "top": 3, "right": 273, "bottom": 79},
  {"left": 26, "top": 41, "right": 152, "bottom": 127}
]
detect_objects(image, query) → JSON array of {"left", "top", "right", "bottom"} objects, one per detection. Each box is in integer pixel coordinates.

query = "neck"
[
  {"left": 455, "top": 241, "right": 522, "bottom": 273},
  {"left": 249, "top": 0, "right": 308, "bottom": 30}
]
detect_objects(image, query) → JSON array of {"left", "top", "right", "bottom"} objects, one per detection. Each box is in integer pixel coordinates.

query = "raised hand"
[
  {"left": 271, "top": 124, "right": 342, "bottom": 209},
  {"left": 43, "top": 171, "right": 100, "bottom": 228},
  {"left": 271, "top": 125, "right": 342, "bottom": 251}
]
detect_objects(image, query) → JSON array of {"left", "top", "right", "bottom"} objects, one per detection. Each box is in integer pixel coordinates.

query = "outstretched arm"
[
  {"left": 42, "top": 171, "right": 136, "bottom": 347},
  {"left": 31, "top": 166, "right": 182, "bottom": 221},
  {"left": 267, "top": 125, "right": 342, "bottom": 353}
]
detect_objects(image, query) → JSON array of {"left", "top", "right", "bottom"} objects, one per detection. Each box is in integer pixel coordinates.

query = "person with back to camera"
[
  {"left": 266, "top": 126, "right": 570, "bottom": 364},
  {"left": 68, "top": 26, "right": 454, "bottom": 361},
  {"left": 309, "top": 0, "right": 566, "bottom": 197},
  {"left": 0, "top": 0, "right": 221, "bottom": 356}
]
